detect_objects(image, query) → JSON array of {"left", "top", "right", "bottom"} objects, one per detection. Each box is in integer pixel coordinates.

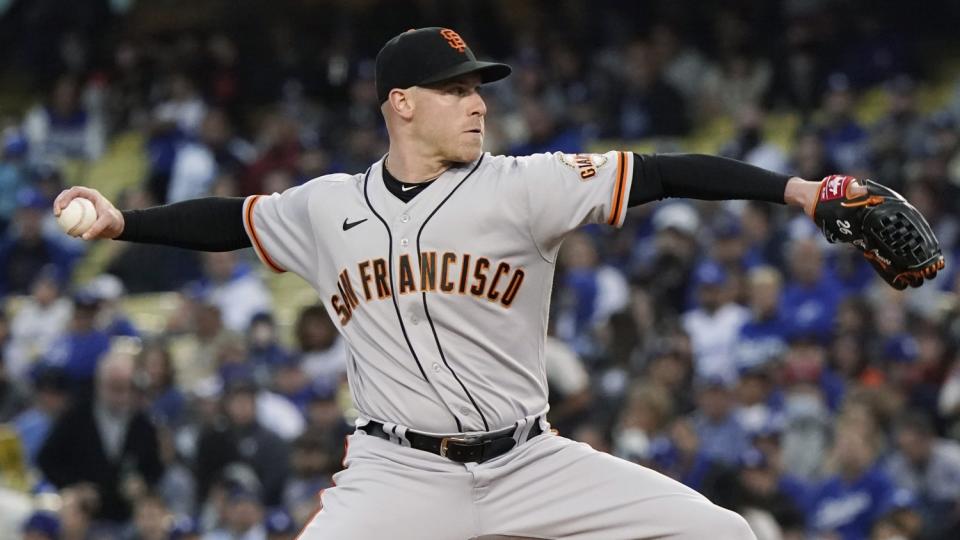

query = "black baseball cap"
[{"left": 376, "top": 27, "right": 512, "bottom": 103}]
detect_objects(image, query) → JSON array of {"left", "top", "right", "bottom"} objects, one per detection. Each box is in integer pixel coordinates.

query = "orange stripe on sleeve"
[
  {"left": 607, "top": 151, "right": 627, "bottom": 226},
  {"left": 244, "top": 195, "right": 286, "bottom": 273}
]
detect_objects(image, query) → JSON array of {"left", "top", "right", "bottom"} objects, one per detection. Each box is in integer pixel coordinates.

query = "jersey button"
[
  {"left": 460, "top": 407, "right": 472, "bottom": 416},
  {"left": 410, "top": 315, "right": 419, "bottom": 324},
  {"left": 432, "top": 363, "right": 441, "bottom": 373},
  {"left": 400, "top": 238, "right": 409, "bottom": 247},
  {"left": 400, "top": 214, "right": 410, "bottom": 223}
]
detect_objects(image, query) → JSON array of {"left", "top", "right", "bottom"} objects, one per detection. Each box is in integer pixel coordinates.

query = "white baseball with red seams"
[{"left": 57, "top": 197, "right": 98, "bottom": 236}]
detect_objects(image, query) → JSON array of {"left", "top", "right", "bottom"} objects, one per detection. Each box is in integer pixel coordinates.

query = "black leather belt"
[{"left": 360, "top": 419, "right": 544, "bottom": 464}]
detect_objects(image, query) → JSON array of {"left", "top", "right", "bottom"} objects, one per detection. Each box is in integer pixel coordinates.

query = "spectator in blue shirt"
[
  {"left": 22, "top": 75, "right": 105, "bottom": 163},
  {"left": 40, "top": 292, "right": 112, "bottom": 401},
  {"left": 554, "top": 231, "right": 629, "bottom": 358},
  {"left": 247, "top": 312, "right": 292, "bottom": 379},
  {"left": 272, "top": 354, "right": 313, "bottom": 415},
  {"left": 782, "top": 237, "right": 846, "bottom": 338},
  {"left": 818, "top": 73, "right": 869, "bottom": 172},
  {"left": 808, "top": 421, "right": 897, "bottom": 540},
  {"left": 692, "top": 375, "right": 750, "bottom": 465},
  {"left": 651, "top": 416, "right": 725, "bottom": 493},
  {"left": 682, "top": 261, "right": 750, "bottom": 381},
  {"left": 707, "top": 213, "right": 750, "bottom": 275},
  {"left": 735, "top": 266, "right": 789, "bottom": 374}
]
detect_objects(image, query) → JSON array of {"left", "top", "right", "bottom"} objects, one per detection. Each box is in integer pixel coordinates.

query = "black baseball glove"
[{"left": 811, "top": 175, "right": 945, "bottom": 290}]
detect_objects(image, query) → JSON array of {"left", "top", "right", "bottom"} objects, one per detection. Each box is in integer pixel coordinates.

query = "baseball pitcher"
[{"left": 55, "top": 27, "right": 943, "bottom": 540}]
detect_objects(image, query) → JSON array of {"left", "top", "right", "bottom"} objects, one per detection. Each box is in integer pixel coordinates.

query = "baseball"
[{"left": 57, "top": 198, "right": 98, "bottom": 237}]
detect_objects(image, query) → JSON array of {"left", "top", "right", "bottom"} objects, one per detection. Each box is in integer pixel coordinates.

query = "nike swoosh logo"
[
  {"left": 401, "top": 185, "right": 418, "bottom": 192},
  {"left": 342, "top": 218, "right": 368, "bottom": 231}
]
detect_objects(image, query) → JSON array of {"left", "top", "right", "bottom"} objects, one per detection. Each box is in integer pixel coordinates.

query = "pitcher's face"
[{"left": 410, "top": 73, "right": 487, "bottom": 163}]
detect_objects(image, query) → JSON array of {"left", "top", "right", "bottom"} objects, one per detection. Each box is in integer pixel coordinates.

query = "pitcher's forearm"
[{"left": 118, "top": 197, "right": 252, "bottom": 251}]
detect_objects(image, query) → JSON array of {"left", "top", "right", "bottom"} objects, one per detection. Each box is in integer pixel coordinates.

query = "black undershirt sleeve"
[
  {"left": 115, "top": 156, "right": 784, "bottom": 249},
  {"left": 628, "top": 153, "right": 792, "bottom": 207},
  {"left": 116, "top": 197, "right": 251, "bottom": 251}
]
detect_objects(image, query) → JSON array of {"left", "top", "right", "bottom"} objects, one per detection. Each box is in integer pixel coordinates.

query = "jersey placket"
[{"left": 375, "top": 159, "right": 488, "bottom": 432}]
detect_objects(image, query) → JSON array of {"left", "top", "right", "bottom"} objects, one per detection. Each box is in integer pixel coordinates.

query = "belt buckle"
[{"left": 439, "top": 435, "right": 481, "bottom": 458}]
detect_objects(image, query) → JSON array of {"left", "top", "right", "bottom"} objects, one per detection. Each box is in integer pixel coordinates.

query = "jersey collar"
[{"left": 366, "top": 153, "right": 485, "bottom": 219}]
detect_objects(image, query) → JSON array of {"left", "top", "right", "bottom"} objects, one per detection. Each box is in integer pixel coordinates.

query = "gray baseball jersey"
[
  {"left": 243, "top": 151, "right": 757, "bottom": 539},
  {"left": 242, "top": 150, "right": 632, "bottom": 434}
]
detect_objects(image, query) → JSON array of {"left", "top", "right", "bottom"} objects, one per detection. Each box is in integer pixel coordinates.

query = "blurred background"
[{"left": 1, "top": 0, "right": 960, "bottom": 539}]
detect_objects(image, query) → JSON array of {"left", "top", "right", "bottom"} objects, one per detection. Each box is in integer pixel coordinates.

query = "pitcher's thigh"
[
  {"left": 481, "top": 436, "right": 755, "bottom": 540},
  {"left": 298, "top": 439, "right": 476, "bottom": 540}
]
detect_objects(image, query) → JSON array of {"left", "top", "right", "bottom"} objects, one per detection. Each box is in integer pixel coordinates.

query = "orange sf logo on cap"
[{"left": 440, "top": 29, "right": 467, "bottom": 53}]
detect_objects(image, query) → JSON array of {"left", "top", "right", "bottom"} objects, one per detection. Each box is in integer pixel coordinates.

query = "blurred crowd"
[{"left": 3, "top": 0, "right": 960, "bottom": 539}]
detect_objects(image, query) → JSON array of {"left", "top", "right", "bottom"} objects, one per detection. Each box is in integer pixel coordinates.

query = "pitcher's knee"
[{"left": 679, "top": 505, "right": 755, "bottom": 539}]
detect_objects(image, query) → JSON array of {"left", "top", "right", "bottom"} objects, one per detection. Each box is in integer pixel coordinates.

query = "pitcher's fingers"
[
  {"left": 91, "top": 196, "right": 117, "bottom": 219},
  {"left": 847, "top": 179, "right": 868, "bottom": 198},
  {"left": 53, "top": 187, "right": 82, "bottom": 216},
  {"left": 53, "top": 186, "right": 100, "bottom": 215},
  {"left": 82, "top": 213, "right": 113, "bottom": 240}
]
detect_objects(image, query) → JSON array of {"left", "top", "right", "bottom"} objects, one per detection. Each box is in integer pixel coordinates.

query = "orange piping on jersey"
[
  {"left": 607, "top": 151, "right": 628, "bottom": 226},
  {"left": 245, "top": 195, "right": 286, "bottom": 273}
]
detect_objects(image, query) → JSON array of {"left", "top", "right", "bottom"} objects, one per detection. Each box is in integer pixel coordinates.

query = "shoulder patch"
[{"left": 557, "top": 153, "right": 609, "bottom": 180}]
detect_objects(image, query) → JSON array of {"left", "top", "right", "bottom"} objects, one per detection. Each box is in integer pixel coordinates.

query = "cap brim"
[{"left": 418, "top": 60, "right": 512, "bottom": 87}]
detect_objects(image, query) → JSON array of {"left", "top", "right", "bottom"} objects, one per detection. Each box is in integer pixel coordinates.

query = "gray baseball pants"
[{"left": 297, "top": 428, "right": 755, "bottom": 539}]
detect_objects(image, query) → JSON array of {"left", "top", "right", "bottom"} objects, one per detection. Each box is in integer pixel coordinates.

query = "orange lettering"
[
  {"left": 398, "top": 255, "right": 416, "bottom": 294},
  {"left": 440, "top": 28, "right": 467, "bottom": 53}
]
